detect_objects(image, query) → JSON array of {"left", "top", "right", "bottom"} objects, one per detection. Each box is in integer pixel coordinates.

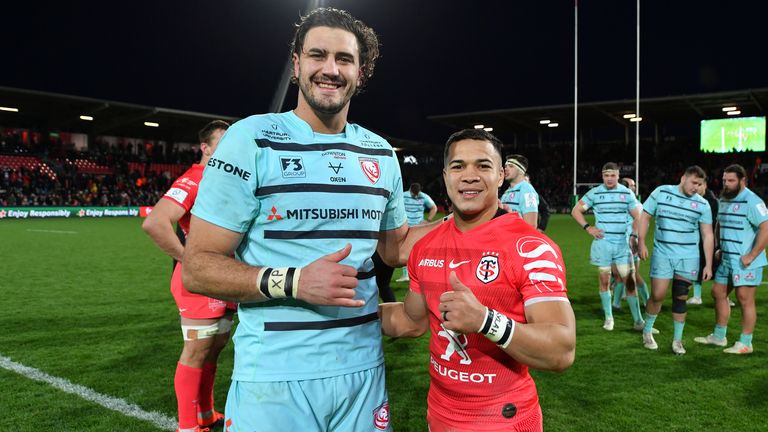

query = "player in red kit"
[
  {"left": 380, "top": 129, "right": 576, "bottom": 432},
  {"left": 143, "top": 120, "right": 235, "bottom": 432}
]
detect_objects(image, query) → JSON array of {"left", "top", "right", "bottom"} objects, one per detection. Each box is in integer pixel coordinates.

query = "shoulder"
[
  {"left": 348, "top": 124, "right": 392, "bottom": 148},
  {"left": 413, "top": 221, "right": 451, "bottom": 250}
]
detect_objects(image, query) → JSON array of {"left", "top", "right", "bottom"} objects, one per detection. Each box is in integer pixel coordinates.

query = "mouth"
[
  {"left": 458, "top": 189, "right": 482, "bottom": 199},
  {"left": 314, "top": 80, "right": 344, "bottom": 91}
]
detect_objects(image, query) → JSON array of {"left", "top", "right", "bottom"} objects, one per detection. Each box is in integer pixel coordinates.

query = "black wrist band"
[{"left": 582, "top": 223, "right": 590, "bottom": 230}]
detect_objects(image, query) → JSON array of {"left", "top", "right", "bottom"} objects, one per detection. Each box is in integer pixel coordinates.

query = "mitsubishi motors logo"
[{"left": 266, "top": 206, "right": 282, "bottom": 221}]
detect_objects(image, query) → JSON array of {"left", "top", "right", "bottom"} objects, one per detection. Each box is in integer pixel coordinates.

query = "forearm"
[
  {"left": 379, "top": 302, "right": 428, "bottom": 338},
  {"left": 702, "top": 233, "right": 714, "bottom": 267},
  {"left": 748, "top": 225, "right": 768, "bottom": 259},
  {"left": 182, "top": 251, "right": 267, "bottom": 302},
  {"left": 523, "top": 212, "right": 538, "bottom": 228},
  {"left": 143, "top": 221, "right": 184, "bottom": 261}
]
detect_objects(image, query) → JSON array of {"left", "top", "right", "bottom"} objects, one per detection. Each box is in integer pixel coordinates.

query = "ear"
[
  {"left": 497, "top": 169, "right": 504, "bottom": 187},
  {"left": 292, "top": 53, "right": 300, "bottom": 79},
  {"left": 200, "top": 142, "right": 210, "bottom": 156}
]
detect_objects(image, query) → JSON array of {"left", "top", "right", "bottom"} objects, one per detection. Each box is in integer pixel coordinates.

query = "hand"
[
  {"left": 740, "top": 254, "right": 755, "bottom": 268},
  {"left": 702, "top": 265, "right": 712, "bottom": 281},
  {"left": 438, "top": 272, "right": 486, "bottom": 334},
  {"left": 586, "top": 226, "right": 604, "bottom": 239},
  {"left": 297, "top": 244, "right": 363, "bottom": 307},
  {"left": 629, "top": 236, "right": 639, "bottom": 254},
  {"left": 639, "top": 243, "right": 649, "bottom": 260}
]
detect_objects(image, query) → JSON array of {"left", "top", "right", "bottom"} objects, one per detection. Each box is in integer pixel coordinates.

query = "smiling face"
[
  {"left": 293, "top": 26, "right": 361, "bottom": 116},
  {"left": 443, "top": 139, "right": 505, "bottom": 231}
]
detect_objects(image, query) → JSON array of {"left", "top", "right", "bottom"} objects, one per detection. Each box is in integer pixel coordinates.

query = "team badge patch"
[
  {"left": 373, "top": 401, "right": 390, "bottom": 430},
  {"left": 359, "top": 157, "right": 380, "bottom": 184},
  {"left": 691, "top": 202, "right": 699, "bottom": 209},
  {"left": 476, "top": 252, "right": 500, "bottom": 284}
]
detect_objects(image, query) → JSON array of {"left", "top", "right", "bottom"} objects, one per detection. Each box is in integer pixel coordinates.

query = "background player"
[
  {"left": 571, "top": 163, "right": 644, "bottom": 331},
  {"left": 142, "top": 120, "right": 233, "bottom": 432},
  {"left": 611, "top": 177, "right": 650, "bottom": 309},
  {"left": 182, "top": 8, "right": 441, "bottom": 431},
  {"left": 695, "top": 164, "right": 768, "bottom": 354},
  {"left": 500, "top": 154, "right": 539, "bottom": 227},
  {"left": 687, "top": 179, "right": 719, "bottom": 305},
  {"left": 638, "top": 166, "right": 713, "bottom": 355},
  {"left": 395, "top": 182, "right": 437, "bottom": 282},
  {"left": 380, "top": 128, "right": 575, "bottom": 432}
]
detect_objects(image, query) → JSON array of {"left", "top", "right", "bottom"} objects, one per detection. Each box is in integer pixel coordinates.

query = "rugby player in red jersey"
[
  {"left": 380, "top": 129, "right": 576, "bottom": 432},
  {"left": 143, "top": 120, "right": 235, "bottom": 432}
]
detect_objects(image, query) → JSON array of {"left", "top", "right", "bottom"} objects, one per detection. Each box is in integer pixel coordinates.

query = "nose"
[{"left": 321, "top": 57, "right": 340, "bottom": 76}]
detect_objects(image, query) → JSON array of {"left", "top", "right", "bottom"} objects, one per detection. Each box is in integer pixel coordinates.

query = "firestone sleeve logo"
[{"left": 358, "top": 157, "right": 380, "bottom": 184}]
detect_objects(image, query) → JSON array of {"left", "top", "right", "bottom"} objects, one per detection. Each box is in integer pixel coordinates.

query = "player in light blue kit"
[
  {"left": 395, "top": 182, "right": 437, "bottom": 282},
  {"left": 695, "top": 164, "right": 768, "bottom": 354},
  {"left": 182, "top": 8, "right": 440, "bottom": 431},
  {"left": 571, "top": 163, "right": 644, "bottom": 332},
  {"left": 638, "top": 166, "right": 714, "bottom": 355},
  {"left": 612, "top": 177, "right": 650, "bottom": 309},
  {"left": 500, "top": 154, "right": 538, "bottom": 227}
]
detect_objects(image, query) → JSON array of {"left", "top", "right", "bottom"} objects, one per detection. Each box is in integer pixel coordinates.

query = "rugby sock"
[
  {"left": 636, "top": 282, "right": 649, "bottom": 304},
  {"left": 739, "top": 333, "right": 753, "bottom": 347},
  {"left": 643, "top": 313, "right": 657, "bottom": 334},
  {"left": 198, "top": 362, "right": 217, "bottom": 418},
  {"left": 599, "top": 291, "right": 613, "bottom": 319},
  {"left": 612, "top": 282, "right": 625, "bottom": 308},
  {"left": 175, "top": 362, "right": 203, "bottom": 430},
  {"left": 673, "top": 320, "right": 685, "bottom": 341},
  {"left": 626, "top": 295, "right": 642, "bottom": 323},
  {"left": 402, "top": 267, "right": 408, "bottom": 278},
  {"left": 714, "top": 325, "right": 727, "bottom": 340},
  {"left": 692, "top": 282, "right": 702, "bottom": 299}
]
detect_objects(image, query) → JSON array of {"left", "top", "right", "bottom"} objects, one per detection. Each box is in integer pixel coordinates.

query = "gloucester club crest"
[
  {"left": 476, "top": 251, "right": 500, "bottom": 284},
  {"left": 359, "top": 157, "right": 380, "bottom": 184}
]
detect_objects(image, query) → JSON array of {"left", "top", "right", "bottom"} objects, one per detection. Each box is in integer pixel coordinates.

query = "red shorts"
[
  {"left": 171, "top": 262, "right": 236, "bottom": 319},
  {"left": 427, "top": 404, "right": 542, "bottom": 432}
]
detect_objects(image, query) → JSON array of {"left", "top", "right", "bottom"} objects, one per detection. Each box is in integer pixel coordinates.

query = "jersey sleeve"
[
  {"left": 162, "top": 171, "right": 198, "bottom": 212},
  {"left": 748, "top": 199, "right": 768, "bottom": 227},
  {"left": 407, "top": 239, "right": 423, "bottom": 294},
  {"left": 519, "top": 183, "right": 539, "bottom": 214},
  {"left": 191, "top": 123, "right": 260, "bottom": 233},
  {"left": 380, "top": 149, "right": 406, "bottom": 231},
  {"left": 421, "top": 192, "right": 436, "bottom": 210},
  {"left": 642, "top": 187, "right": 660, "bottom": 215},
  {"left": 511, "top": 234, "right": 568, "bottom": 306},
  {"left": 626, "top": 190, "right": 639, "bottom": 210},
  {"left": 698, "top": 199, "right": 713, "bottom": 225},
  {"left": 581, "top": 189, "right": 594, "bottom": 209}
]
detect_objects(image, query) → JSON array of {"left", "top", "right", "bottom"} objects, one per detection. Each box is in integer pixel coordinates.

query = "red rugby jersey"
[
  {"left": 160, "top": 164, "right": 203, "bottom": 236},
  {"left": 408, "top": 212, "right": 568, "bottom": 428}
]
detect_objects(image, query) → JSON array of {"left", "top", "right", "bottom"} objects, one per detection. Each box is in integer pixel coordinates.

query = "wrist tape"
[
  {"left": 478, "top": 308, "right": 515, "bottom": 348},
  {"left": 257, "top": 267, "right": 301, "bottom": 299}
]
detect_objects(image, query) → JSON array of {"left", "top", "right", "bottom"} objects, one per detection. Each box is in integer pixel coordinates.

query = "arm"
[
  {"left": 379, "top": 291, "right": 429, "bottom": 337},
  {"left": 699, "top": 222, "right": 714, "bottom": 280},
  {"left": 628, "top": 205, "right": 641, "bottom": 252},
  {"left": 571, "top": 199, "right": 603, "bottom": 239},
  {"left": 637, "top": 211, "right": 652, "bottom": 260},
  {"left": 522, "top": 211, "right": 538, "bottom": 228},
  {"left": 183, "top": 215, "right": 364, "bottom": 306},
  {"left": 537, "top": 196, "right": 550, "bottom": 231},
  {"left": 426, "top": 204, "right": 438, "bottom": 222},
  {"left": 439, "top": 273, "right": 575, "bottom": 372},
  {"left": 141, "top": 198, "right": 187, "bottom": 261},
  {"left": 741, "top": 220, "right": 768, "bottom": 268},
  {"left": 377, "top": 221, "right": 442, "bottom": 267}
]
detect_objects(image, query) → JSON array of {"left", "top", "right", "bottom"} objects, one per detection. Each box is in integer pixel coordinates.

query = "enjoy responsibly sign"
[{"left": 0, "top": 207, "right": 149, "bottom": 219}]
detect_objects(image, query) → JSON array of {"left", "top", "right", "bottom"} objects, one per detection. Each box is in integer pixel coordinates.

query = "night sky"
[{"left": 3, "top": 1, "right": 768, "bottom": 143}]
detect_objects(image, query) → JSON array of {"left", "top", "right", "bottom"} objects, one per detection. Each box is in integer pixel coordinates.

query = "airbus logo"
[{"left": 448, "top": 259, "right": 470, "bottom": 269}]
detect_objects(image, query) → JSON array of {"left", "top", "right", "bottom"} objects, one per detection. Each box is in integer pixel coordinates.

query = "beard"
[
  {"left": 298, "top": 74, "right": 354, "bottom": 115},
  {"left": 720, "top": 186, "right": 740, "bottom": 200}
]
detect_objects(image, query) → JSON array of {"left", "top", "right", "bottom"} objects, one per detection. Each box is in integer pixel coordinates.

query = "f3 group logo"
[{"left": 280, "top": 156, "right": 306, "bottom": 178}]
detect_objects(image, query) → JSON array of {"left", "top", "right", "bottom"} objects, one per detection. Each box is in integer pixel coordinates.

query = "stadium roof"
[
  {"left": 428, "top": 88, "right": 768, "bottom": 140},
  {"left": 0, "top": 86, "right": 240, "bottom": 143}
]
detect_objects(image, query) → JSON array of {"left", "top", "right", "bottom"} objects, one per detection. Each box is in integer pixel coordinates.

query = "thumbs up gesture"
[
  {"left": 297, "top": 243, "right": 364, "bottom": 307},
  {"left": 438, "top": 272, "right": 487, "bottom": 333}
]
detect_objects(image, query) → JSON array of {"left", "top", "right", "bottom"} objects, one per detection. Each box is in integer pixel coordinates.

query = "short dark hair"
[
  {"left": 505, "top": 154, "right": 529, "bottom": 172},
  {"left": 443, "top": 129, "right": 503, "bottom": 166},
  {"left": 409, "top": 183, "right": 421, "bottom": 194},
  {"left": 198, "top": 120, "right": 230, "bottom": 144},
  {"left": 684, "top": 165, "right": 706, "bottom": 179},
  {"left": 290, "top": 7, "right": 380, "bottom": 92},
  {"left": 602, "top": 162, "right": 619, "bottom": 172},
  {"left": 724, "top": 164, "right": 747, "bottom": 180},
  {"left": 620, "top": 177, "right": 633, "bottom": 188}
]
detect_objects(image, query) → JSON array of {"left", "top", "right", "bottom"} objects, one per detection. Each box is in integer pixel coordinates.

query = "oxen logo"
[
  {"left": 373, "top": 401, "right": 390, "bottom": 430},
  {"left": 516, "top": 236, "right": 564, "bottom": 292},
  {"left": 359, "top": 157, "right": 380, "bottom": 184},
  {"left": 476, "top": 251, "right": 500, "bottom": 284}
]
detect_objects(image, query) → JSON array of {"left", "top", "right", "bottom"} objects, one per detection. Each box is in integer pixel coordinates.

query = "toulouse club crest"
[
  {"left": 359, "top": 157, "right": 380, "bottom": 184},
  {"left": 476, "top": 252, "right": 500, "bottom": 284}
]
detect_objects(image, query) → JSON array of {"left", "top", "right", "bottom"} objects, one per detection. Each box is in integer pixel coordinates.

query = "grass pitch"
[{"left": 1, "top": 215, "right": 766, "bottom": 431}]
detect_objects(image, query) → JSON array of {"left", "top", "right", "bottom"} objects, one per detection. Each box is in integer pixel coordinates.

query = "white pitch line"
[
  {"left": 0, "top": 355, "right": 176, "bottom": 431},
  {"left": 26, "top": 229, "right": 79, "bottom": 234}
]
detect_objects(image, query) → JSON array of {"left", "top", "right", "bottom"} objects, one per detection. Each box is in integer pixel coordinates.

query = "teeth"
[{"left": 317, "top": 82, "right": 339, "bottom": 89}]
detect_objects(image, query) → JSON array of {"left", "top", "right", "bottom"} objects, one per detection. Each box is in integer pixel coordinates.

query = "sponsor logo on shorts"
[
  {"left": 746, "top": 272, "right": 755, "bottom": 281},
  {"left": 476, "top": 252, "right": 500, "bottom": 284},
  {"left": 165, "top": 187, "right": 189, "bottom": 204},
  {"left": 373, "top": 401, "right": 389, "bottom": 430},
  {"left": 280, "top": 156, "right": 305, "bottom": 178},
  {"left": 359, "top": 157, "right": 380, "bottom": 184},
  {"left": 207, "top": 158, "right": 252, "bottom": 181}
]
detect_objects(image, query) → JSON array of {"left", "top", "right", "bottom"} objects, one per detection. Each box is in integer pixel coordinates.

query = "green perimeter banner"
[{"left": 0, "top": 207, "right": 147, "bottom": 219}]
